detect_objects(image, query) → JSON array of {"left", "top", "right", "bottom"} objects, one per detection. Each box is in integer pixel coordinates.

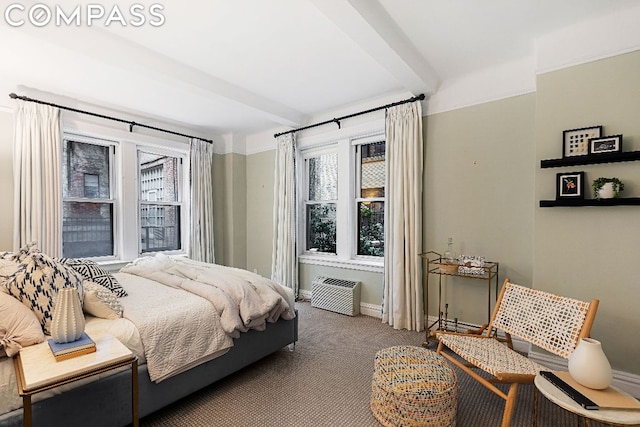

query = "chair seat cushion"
[{"left": 437, "top": 334, "right": 547, "bottom": 378}]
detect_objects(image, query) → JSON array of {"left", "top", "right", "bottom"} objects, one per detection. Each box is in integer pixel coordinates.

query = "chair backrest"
[{"left": 489, "top": 279, "right": 599, "bottom": 359}]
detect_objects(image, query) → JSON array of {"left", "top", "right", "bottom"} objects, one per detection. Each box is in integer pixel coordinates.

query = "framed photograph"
[
  {"left": 562, "top": 125, "right": 602, "bottom": 158},
  {"left": 556, "top": 172, "right": 585, "bottom": 199},
  {"left": 589, "top": 134, "right": 622, "bottom": 155}
]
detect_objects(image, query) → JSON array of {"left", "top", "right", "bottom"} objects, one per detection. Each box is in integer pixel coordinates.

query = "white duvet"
[
  {"left": 118, "top": 254, "right": 295, "bottom": 382},
  {"left": 120, "top": 254, "right": 296, "bottom": 339}
]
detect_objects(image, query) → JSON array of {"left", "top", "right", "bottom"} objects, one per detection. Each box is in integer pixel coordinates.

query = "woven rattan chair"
[{"left": 436, "top": 278, "right": 599, "bottom": 427}]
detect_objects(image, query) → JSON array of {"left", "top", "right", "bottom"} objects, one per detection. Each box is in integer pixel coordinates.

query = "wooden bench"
[{"left": 436, "top": 278, "right": 599, "bottom": 427}]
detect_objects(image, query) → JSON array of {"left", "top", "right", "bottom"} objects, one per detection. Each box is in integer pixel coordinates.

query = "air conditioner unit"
[{"left": 311, "top": 276, "right": 361, "bottom": 316}]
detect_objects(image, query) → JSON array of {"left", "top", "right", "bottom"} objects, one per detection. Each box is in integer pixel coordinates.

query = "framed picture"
[
  {"left": 589, "top": 134, "right": 622, "bottom": 154},
  {"left": 556, "top": 172, "right": 585, "bottom": 199},
  {"left": 562, "top": 126, "right": 602, "bottom": 158}
]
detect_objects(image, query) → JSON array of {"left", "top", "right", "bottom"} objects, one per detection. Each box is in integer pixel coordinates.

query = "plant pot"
[{"left": 597, "top": 182, "right": 615, "bottom": 199}]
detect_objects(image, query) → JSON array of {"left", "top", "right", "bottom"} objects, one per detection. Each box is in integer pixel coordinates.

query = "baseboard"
[{"left": 360, "top": 303, "right": 382, "bottom": 318}]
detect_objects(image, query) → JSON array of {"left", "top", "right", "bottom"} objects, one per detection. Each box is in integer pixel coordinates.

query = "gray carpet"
[{"left": 140, "top": 302, "right": 611, "bottom": 427}]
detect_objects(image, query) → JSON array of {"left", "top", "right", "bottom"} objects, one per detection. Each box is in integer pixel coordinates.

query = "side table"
[
  {"left": 14, "top": 332, "right": 138, "bottom": 427},
  {"left": 535, "top": 373, "right": 640, "bottom": 426}
]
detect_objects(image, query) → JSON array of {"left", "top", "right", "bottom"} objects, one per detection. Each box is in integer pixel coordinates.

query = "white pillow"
[
  {"left": 0, "top": 292, "right": 45, "bottom": 357},
  {"left": 83, "top": 281, "right": 123, "bottom": 320}
]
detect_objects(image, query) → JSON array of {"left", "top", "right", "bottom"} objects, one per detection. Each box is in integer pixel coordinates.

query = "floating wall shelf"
[
  {"left": 540, "top": 151, "right": 640, "bottom": 168},
  {"left": 539, "top": 197, "right": 640, "bottom": 207}
]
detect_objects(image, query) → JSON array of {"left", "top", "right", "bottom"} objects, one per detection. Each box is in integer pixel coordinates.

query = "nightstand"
[{"left": 14, "top": 332, "right": 138, "bottom": 427}]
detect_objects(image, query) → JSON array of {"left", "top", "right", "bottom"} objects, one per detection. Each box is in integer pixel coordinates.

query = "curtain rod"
[
  {"left": 8, "top": 93, "right": 213, "bottom": 144},
  {"left": 273, "top": 93, "right": 425, "bottom": 138}
]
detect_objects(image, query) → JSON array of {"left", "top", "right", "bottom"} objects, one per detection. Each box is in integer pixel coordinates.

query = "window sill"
[{"left": 298, "top": 254, "right": 383, "bottom": 273}]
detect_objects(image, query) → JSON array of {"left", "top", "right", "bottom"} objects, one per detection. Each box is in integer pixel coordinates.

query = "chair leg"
[
  {"left": 533, "top": 386, "right": 538, "bottom": 427},
  {"left": 501, "top": 383, "right": 519, "bottom": 427}
]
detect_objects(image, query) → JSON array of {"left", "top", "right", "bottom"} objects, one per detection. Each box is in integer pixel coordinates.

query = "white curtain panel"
[
  {"left": 271, "top": 133, "right": 298, "bottom": 296},
  {"left": 13, "top": 102, "right": 62, "bottom": 256},
  {"left": 189, "top": 138, "right": 216, "bottom": 263},
  {"left": 382, "top": 101, "right": 424, "bottom": 331}
]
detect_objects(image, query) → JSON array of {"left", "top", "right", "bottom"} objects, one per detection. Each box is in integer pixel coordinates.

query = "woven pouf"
[{"left": 370, "top": 345, "right": 457, "bottom": 427}]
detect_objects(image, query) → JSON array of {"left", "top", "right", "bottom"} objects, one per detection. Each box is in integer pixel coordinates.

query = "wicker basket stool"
[{"left": 370, "top": 345, "right": 457, "bottom": 427}]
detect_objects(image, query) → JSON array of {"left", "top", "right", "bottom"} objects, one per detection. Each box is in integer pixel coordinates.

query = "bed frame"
[{"left": 0, "top": 313, "right": 298, "bottom": 427}]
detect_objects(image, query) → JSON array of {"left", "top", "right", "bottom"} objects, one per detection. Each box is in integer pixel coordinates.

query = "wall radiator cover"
[{"left": 311, "top": 276, "right": 361, "bottom": 316}]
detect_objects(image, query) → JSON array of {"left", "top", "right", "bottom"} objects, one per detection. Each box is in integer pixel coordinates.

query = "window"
[
  {"left": 62, "top": 138, "right": 114, "bottom": 258},
  {"left": 299, "top": 133, "right": 385, "bottom": 269},
  {"left": 356, "top": 141, "right": 385, "bottom": 256},
  {"left": 139, "top": 151, "right": 182, "bottom": 253},
  {"left": 304, "top": 151, "right": 337, "bottom": 254},
  {"left": 61, "top": 129, "right": 189, "bottom": 262}
]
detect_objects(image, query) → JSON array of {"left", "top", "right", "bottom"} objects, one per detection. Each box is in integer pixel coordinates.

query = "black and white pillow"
[
  {"left": 6, "top": 252, "right": 84, "bottom": 335},
  {"left": 58, "top": 258, "right": 127, "bottom": 297},
  {"left": 83, "top": 281, "right": 123, "bottom": 320}
]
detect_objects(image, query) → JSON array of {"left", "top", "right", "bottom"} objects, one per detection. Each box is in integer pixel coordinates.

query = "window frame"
[
  {"left": 61, "top": 133, "right": 117, "bottom": 261},
  {"left": 61, "top": 126, "right": 190, "bottom": 265},
  {"left": 297, "top": 128, "right": 385, "bottom": 273},
  {"left": 137, "top": 148, "right": 186, "bottom": 254},
  {"left": 301, "top": 145, "right": 339, "bottom": 257},
  {"left": 353, "top": 136, "right": 386, "bottom": 260}
]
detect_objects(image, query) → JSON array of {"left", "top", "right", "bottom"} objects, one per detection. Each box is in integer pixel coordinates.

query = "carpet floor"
[{"left": 140, "top": 301, "right": 614, "bottom": 427}]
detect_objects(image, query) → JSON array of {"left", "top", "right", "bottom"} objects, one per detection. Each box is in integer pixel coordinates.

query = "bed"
[{"left": 0, "top": 250, "right": 298, "bottom": 427}]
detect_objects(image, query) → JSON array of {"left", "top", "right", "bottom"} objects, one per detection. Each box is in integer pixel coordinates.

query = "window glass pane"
[
  {"left": 62, "top": 202, "right": 113, "bottom": 257},
  {"left": 63, "top": 140, "right": 110, "bottom": 199},
  {"left": 360, "top": 141, "right": 385, "bottom": 198},
  {"left": 139, "top": 152, "right": 179, "bottom": 202},
  {"left": 358, "top": 201, "right": 384, "bottom": 256},
  {"left": 306, "top": 203, "right": 336, "bottom": 254},
  {"left": 308, "top": 153, "right": 337, "bottom": 201},
  {"left": 140, "top": 205, "right": 181, "bottom": 252}
]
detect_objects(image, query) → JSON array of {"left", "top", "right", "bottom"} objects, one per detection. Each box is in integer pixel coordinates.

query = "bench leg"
[{"left": 501, "top": 383, "right": 519, "bottom": 427}]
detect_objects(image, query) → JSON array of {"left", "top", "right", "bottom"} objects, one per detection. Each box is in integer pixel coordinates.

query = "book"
[
  {"left": 552, "top": 371, "right": 640, "bottom": 410},
  {"left": 47, "top": 332, "right": 96, "bottom": 362}
]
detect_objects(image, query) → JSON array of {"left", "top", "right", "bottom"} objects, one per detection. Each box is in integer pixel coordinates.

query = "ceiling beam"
[{"left": 309, "top": 0, "right": 439, "bottom": 96}]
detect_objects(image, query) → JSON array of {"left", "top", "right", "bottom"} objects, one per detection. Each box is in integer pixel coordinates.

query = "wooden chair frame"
[{"left": 436, "top": 278, "right": 599, "bottom": 427}]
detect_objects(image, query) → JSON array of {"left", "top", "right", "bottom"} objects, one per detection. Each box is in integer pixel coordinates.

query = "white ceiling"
[{"left": 1, "top": 0, "right": 639, "bottom": 139}]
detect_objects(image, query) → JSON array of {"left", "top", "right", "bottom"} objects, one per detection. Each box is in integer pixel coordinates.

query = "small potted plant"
[{"left": 592, "top": 177, "right": 624, "bottom": 199}]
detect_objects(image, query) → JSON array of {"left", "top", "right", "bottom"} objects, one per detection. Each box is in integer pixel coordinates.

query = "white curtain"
[
  {"left": 271, "top": 133, "right": 298, "bottom": 296},
  {"left": 13, "top": 102, "right": 62, "bottom": 256},
  {"left": 382, "top": 101, "right": 424, "bottom": 331},
  {"left": 189, "top": 138, "right": 216, "bottom": 263}
]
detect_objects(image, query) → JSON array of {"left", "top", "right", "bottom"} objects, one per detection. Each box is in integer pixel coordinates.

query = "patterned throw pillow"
[
  {"left": 6, "top": 252, "right": 84, "bottom": 335},
  {"left": 9, "top": 241, "right": 40, "bottom": 263},
  {"left": 83, "top": 281, "right": 123, "bottom": 320},
  {"left": 58, "top": 258, "right": 127, "bottom": 297}
]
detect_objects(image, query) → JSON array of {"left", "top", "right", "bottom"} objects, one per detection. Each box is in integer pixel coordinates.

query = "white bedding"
[
  {"left": 0, "top": 256, "right": 296, "bottom": 416},
  {"left": 115, "top": 271, "right": 233, "bottom": 383},
  {"left": 120, "top": 254, "right": 296, "bottom": 338}
]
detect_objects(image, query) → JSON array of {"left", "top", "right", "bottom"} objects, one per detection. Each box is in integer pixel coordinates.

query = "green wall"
[
  {"left": 213, "top": 152, "right": 247, "bottom": 268},
  {"left": 246, "top": 149, "right": 275, "bottom": 277},
  {"left": 534, "top": 51, "right": 640, "bottom": 374},
  {"left": 423, "top": 93, "right": 536, "bottom": 326}
]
